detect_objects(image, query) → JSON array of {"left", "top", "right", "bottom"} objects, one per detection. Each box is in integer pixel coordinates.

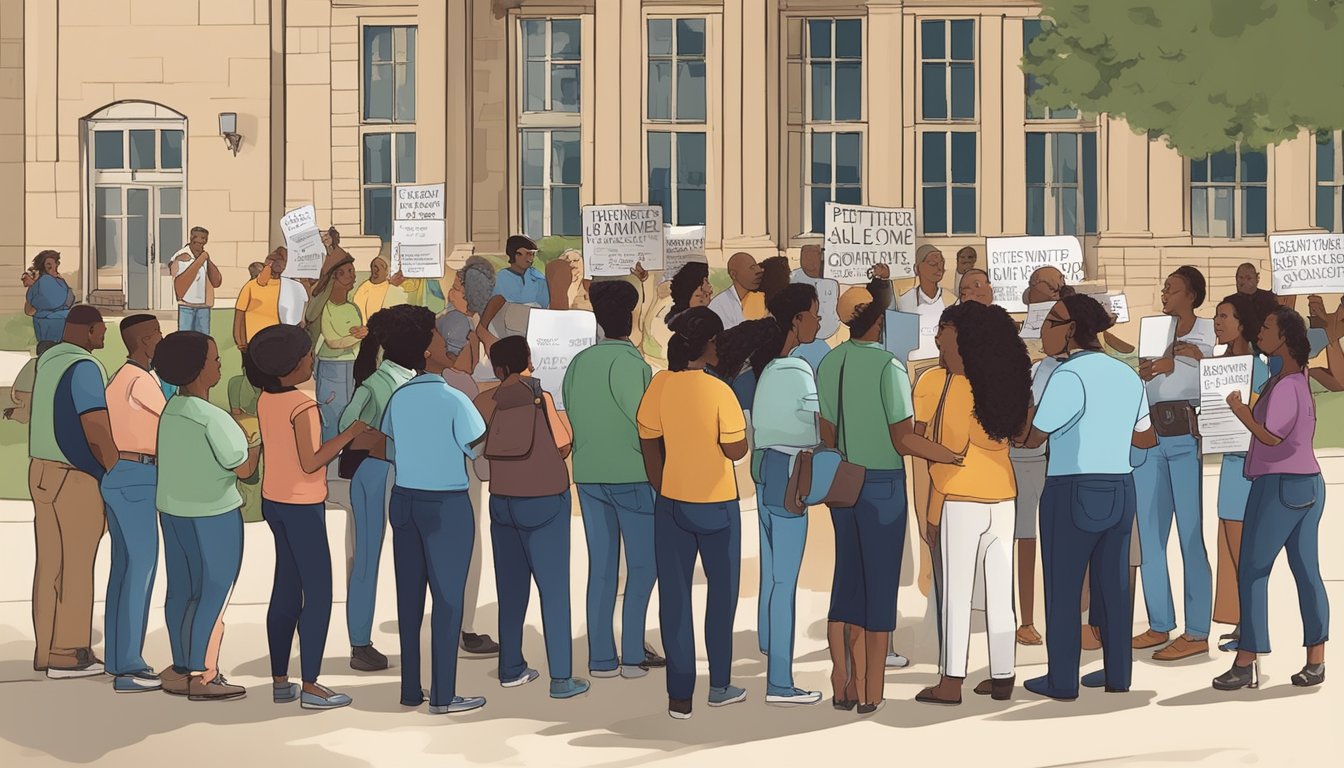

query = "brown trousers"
[
  {"left": 1213, "top": 519, "right": 1243, "bottom": 626},
  {"left": 30, "top": 459, "right": 106, "bottom": 667}
]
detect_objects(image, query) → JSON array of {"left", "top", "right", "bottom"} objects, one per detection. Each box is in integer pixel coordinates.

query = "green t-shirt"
[
  {"left": 562, "top": 340, "right": 653, "bottom": 484},
  {"left": 816, "top": 340, "right": 913, "bottom": 471},
  {"left": 317, "top": 300, "right": 363, "bottom": 361},
  {"left": 156, "top": 395, "right": 250, "bottom": 517}
]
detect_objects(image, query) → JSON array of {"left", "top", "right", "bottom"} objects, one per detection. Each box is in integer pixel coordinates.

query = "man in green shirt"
[{"left": 561, "top": 281, "right": 665, "bottom": 679}]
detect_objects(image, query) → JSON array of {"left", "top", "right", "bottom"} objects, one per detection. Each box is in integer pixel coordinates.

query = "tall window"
[
  {"left": 921, "top": 19, "right": 975, "bottom": 121},
  {"left": 647, "top": 18, "right": 707, "bottom": 225},
  {"left": 362, "top": 26, "right": 417, "bottom": 242},
  {"left": 518, "top": 18, "right": 582, "bottom": 236},
  {"left": 1022, "top": 19, "right": 1076, "bottom": 120},
  {"left": 918, "top": 19, "right": 977, "bottom": 235},
  {"left": 1190, "top": 147, "right": 1267, "bottom": 238},
  {"left": 93, "top": 129, "right": 184, "bottom": 171},
  {"left": 1317, "top": 131, "right": 1344, "bottom": 233},
  {"left": 921, "top": 132, "right": 976, "bottom": 235},
  {"left": 804, "top": 18, "right": 863, "bottom": 234},
  {"left": 1026, "top": 132, "right": 1097, "bottom": 236}
]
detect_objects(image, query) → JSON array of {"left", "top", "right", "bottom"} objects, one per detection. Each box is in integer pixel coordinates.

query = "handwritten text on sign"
[
  {"left": 664, "top": 225, "right": 707, "bottom": 276},
  {"left": 987, "top": 235, "right": 1084, "bottom": 313},
  {"left": 1270, "top": 234, "right": 1344, "bottom": 295},
  {"left": 393, "top": 219, "right": 445, "bottom": 279},
  {"left": 823, "top": 204, "right": 917, "bottom": 283},
  {"left": 395, "top": 184, "right": 446, "bottom": 221},
  {"left": 526, "top": 308, "right": 597, "bottom": 411},
  {"left": 582, "top": 205, "right": 666, "bottom": 276},
  {"left": 1199, "top": 356, "right": 1254, "bottom": 455},
  {"left": 279, "top": 205, "right": 324, "bottom": 279}
]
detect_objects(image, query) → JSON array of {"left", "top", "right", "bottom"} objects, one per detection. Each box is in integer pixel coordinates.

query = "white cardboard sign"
[
  {"left": 822, "top": 203, "right": 917, "bottom": 283},
  {"left": 986, "top": 235, "right": 1085, "bottom": 313},
  {"left": 392, "top": 219, "right": 445, "bottom": 279},
  {"left": 279, "top": 205, "right": 325, "bottom": 279},
  {"left": 526, "top": 308, "right": 598, "bottom": 411},
  {"left": 1270, "top": 234, "right": 1344, "bottom": 296},
  {"left": 582, "top": 205, "right": 666, "bottom": 276},
  {"left": 395, "top": 184, "right": 446, "bottom": 221},
  {"left": 664, "top": 225, "right": 707, "bottom": 276}
]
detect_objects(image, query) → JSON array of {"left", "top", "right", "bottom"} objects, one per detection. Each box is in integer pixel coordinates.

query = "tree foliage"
[{"left": 1023, "top": 0, "right": 1344, "bottom": 158}]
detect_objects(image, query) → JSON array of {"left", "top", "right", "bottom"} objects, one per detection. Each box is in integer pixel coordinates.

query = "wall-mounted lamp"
[{"left": 219, "top": 112, "right": 243, "bottom": 156}]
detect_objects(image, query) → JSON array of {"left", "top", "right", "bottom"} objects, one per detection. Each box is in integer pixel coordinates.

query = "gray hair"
[{"left": 461, "top": 255, "right": 497, "bottom": 315}]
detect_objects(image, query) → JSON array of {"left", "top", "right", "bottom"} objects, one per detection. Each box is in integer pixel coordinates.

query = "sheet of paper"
[
  {"left": 663, "top": 225, "right": 707, "bottom": 277},
  {"left": 526, "top": 308, "right": 597, "bottom": 410},
  {"left": 909, "top": 309, "right": 941, "bottom": 361},
  {"left": 1138, "top": 315, "right": 1178, "bottom": 359},
  {"left": 822, "top": 203, "right": 917, "bottom": 283},
  {"left": 582, "top": 205, "right": 666, "bottom": 276},
  {"left": 395, "top": 183, "right": 446, "bottom": 220},
  {"left": 1270, "top": 233, "right": 1344, "bottom": 296},
  {"left": 986, "top": 235, "right": 1085, "bottom": 312},
  {"left": 1019, "top": 302, "right": 1054, "bottom": 339},
  {"left": 883, "top": 310, "right": 921, "bottom": 363},
  {"left": 392, "top": 219, "right": 445, "bottom": 278},
  {"left": 279, "top": 205, "right": 325, "bottom": 279},
  {"left": 1105, "top": 293, "right": 1131, "bottom": 324},
  {"left": 1198, "top": 355, "right": 1253, "bottom": 455}
]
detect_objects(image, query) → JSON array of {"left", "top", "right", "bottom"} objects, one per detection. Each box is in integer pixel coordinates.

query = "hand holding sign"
[
  {"left": 823, "top": 204, "right": 916, "bottom": 283},
  {"left": 279, "top": 205, "right": 325, "bottom": 279},
  {"left": 1270, "top": 234, "right": 1344, "bottom": 295},
  {"left": 583, "top": 206, "right": 666, "bottom": 276},
  {"left": 987, "top": 236, "right": 1085, "bottom": 312}
]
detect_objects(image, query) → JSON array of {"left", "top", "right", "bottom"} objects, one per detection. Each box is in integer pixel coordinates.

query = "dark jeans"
[
  {"left": 577, "top": 482, "right": 657, "bottom": 670},
  {"left": 161, "top": 510, "right": 243, "bottom": 672},
  {"left": 1040, "top": 473, "right": 1136, "bottom": 696},
  {"left": 390, "top": 486, "right": 474, "bottom": 707},
  {"left": 656, "top": 495, "right": 742, "bottom": 701},
  {"left": 490, "top": 490, "right": 574, "bottom": 682},
  {"left": 263, "top": 500, "right": 333, "bottom": 683},
  {"left": 1239, "top": 473, "right": 1330, "bottom": 654}
]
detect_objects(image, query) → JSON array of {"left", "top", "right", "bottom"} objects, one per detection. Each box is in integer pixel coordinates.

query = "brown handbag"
[
  {"left": 483, "top": 378, "right": 570, "bottom": 497},
  {"left": 784, "top": 362, "right": 865, "bottom": 513}
]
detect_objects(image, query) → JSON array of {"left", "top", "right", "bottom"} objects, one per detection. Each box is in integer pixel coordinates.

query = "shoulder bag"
[{"left": 784, "top": 361, "right": 866, "bottom": 513}]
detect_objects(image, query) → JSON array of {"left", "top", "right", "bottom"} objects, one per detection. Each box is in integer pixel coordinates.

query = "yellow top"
[
  {"left": 637, "top": 370, "right": 747, "bottom": 504},
  {"left": 913, "top": 367, "right": 1016, "bottom": 523},
  {"left": 234, "top": 278, "right": 281, "bottom": 342},
  {"left": 741, "top": 291, "right": 767, "bottom": 321},
  {"left": 353, "top": 280, "right": 390, "bottom": 324}
]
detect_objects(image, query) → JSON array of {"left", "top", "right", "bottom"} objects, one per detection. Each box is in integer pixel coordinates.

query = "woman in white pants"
[{"left": 913, "top": 301, "right": 1033, "bottom": 705}]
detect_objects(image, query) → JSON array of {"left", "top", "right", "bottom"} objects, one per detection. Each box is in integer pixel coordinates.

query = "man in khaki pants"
[{"left": 28, "top": 305, "right": 118, "bottom": 677}]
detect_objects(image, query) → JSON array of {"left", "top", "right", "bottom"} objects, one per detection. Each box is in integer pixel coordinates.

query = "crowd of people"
[{"left": 14, "top": 228, "right": 1334, "bottom": 720}]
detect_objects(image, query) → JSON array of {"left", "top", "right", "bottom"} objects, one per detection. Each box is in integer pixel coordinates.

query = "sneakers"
[
  {"left": 274, "top": 682, "right": 300, "bottom": 703},
  {"left": 113, "top": 669, "right": 161, "bottom": 693},
  {"left": 765, "top": 688, "right": 823, "bottom": 705},
  {"left": 641, "top": 645, "right": 667, "bottom": 668},
  {"left": 46, "top": 648, "right": 104, "bottom": 679},
  {"left": 619, "top": 664, "right": 649, "bottom": 679},
  {"left": 589, "top": 666, "right": 621, "bottom": 679},
  {"left": 350, "top": 644, "right": 389, "bottom": 672},
  {"left": 549, "top": 678, "right": 591, "bottom": 699},
  {"left": 188, "top": 674, "right": 247, "bottom": 701},
  {"left": 160, "top": 667, "right": 191, "bottom": 696},
  {"left": 884, "top": 652, "right": 910, "bottom": 669},
  {"left": 501, "top": 668, "right": 540, "bottom": 688},
  {"left": 429, "top": 695, "right": 487, "bottom": 714},
  {"left": 461, "top": 633, "right": 500, "bottom": 656},
  {"left": 300, "top": 685, "right": 353, "bottom": 710},
  {"left": 668, "top": 697, "right": 693, "bottom": 720},
  {"left": 1153, "top": 635, "right": 1209, "bottom": 661},
  {"left": 707, "top": 685, "right": 747, "bottom": 707}
]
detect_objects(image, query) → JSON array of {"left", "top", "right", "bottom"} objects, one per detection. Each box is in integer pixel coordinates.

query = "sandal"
[{"left": 1291, "top": 664, "right": 1325, "bottom": 687}]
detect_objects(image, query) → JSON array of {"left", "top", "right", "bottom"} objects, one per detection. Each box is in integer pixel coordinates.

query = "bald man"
[
  {"left": 789, "top": 244, "right": 842, "bottom": 372},
  {"left": 708, "top": 252, "right": 766, "bottom": 330}
]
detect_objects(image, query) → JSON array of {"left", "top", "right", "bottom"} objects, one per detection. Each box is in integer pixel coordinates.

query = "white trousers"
[{"left": 938, "top": 500, "right": 1017, "bottom": 679}]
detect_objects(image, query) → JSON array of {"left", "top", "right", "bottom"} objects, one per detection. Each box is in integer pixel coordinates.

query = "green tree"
[{"left": 1023, "top": 0, "right": 1344, "bottom": 158}]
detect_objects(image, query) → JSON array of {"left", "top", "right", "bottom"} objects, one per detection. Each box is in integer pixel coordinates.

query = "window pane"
[
  {"left": 1059, "top": 188, "right": 1078, "bottom": 235},
  {"left": 96, "top": 215, "right": 122, "bottom": 269},
  {"left": 835, "top": 62, "right": 862, "bottom": 121},
  {"left": 648, "top": 133, "right": 672, "bottom": 222},
  {"left": 951, "top": 187, "right": 976, "bottom": 233},
  {"left": 160, "top": 218, "right": 182, "bottom": 264},
  {"left": 677, "top": 132, "right": 707, "bottom": 189},
  {"left": 1026, "top": 133, "right": 1045, "bottom": 184},
  {"left": 364, "top": 188, "right": 393, "bottom": 242},
  {"left": 1055, "top": 132, "right": 1078, "bottom": 184},
  {"left": 810, "top": 187, "right": 831, "bottom": 234},
  {"left": 98, "top": 185, "right": 122, "bottom": 215},
  {"left": 1023, "top": 19, "right": 1043, "bottom": 44},
  {"left": 648, "top": 61, "right": 672, "bottom": 120},
  {"left": 1052, "top": 105, "right": 1079, "bottom": 119},
  {"left": 810, "top": 64, "right": 832, "bottom": 121},
  {"left": 836, "top": 19, "right": 862, "bottom": 58},
  {"left": 525, "top": 61, "right": 546, "bottom": 111},
  {"left": 950, "top": 62, "right": 974, "bottom": 119},
  {"left": 950, "top": 20, "right": 975, "bottom": 60},
  {"left": 363, "top": 133, "right": 392, "bottom": 184},
  {"left": 521, "top": 131, "right": 544, "bottom": 186},
  {"left": 1212, "top": 187, "right": 1234, "bottom": 237},
  {"left": 922, "top": 132, "right": 946, "bottom": 183},
  {"left": 94, "top": 131, "right": 124, "bottom": 170},
  {"left": 835, "top": 185, "right": 862, "bottom": 205},
  {"left": 921, "top": 63, "right": 946, "bottom": 120},
  {"left": 523, "top": 20, "right": 546, "bottom": 58},
  {"left": 1082, "top": 132, "right": 1098, "bottom": 234},
  {"left": 1243, "top": 186, "right": 1267, "bottom": 236},
  {"left": 835, "top": 133, "right": 861, "bottom": 184},
  {"left": 553, "top": 64, "right": 581, "bottom": 112},
  {"left": 649, "top": 19, "right": 673, "bottom": 56},
  {"left": 1316, "top": 136, "right": 1336, "bottom": 183},
  {"left": 677, "top": 18, "right": 706, "bottom": 56},
  {"left": 1209, "top": 151, "right": 1236, "bottom": 183},
  {"left": 677, "top": 189, "right": 707, "bottom": 226},
  {"left": 552, "top": 20, "right": 581, "bottom": 60},
  {"left": 396, "top": 62, "right": 416, "bottom": 122},
  {"left": 677, "top": 61, "right": 707, "bottom": 122},
  {"left": 808, "top": 20, "right": 832, "bottom": 59},
  {"left": 130, "top": 130, "right": 156, "bottom": 170},
  {"left": 522, "top": 189, "right": 544, "bottom": 238},
  {"left": 366, "top": 27, "right": 392, "bottom": 64},
  {"left": 1027, "top": 186, "right": 1045, "bottom": 235},
  {"left": 1191, "top": 191, "right": 1208, "bottom": 237},
  {"left": 404, "top": 28, "right": 417, "bottom": 65},
  {"left": 951, "top": 132, "right": 976, "bottom": 183},
  {"left": 552, "top": 130, "right": 582, "bottom": 185},
  {"left": 1240, "top": 149, "right": 1267, "bottom": 184},
  {"left": 921, "top": 20, "right": 944, "bottom": 60},
  {"left": 394, "top": 28, "right": 408, "bottom": 63},
  {"left": 396, "top": 133, "right": 417, "bottom": 183},
  {"left": 1025, "top": 75, "right": 1044, "bottom": 120},
  {"left": 1190, "top": 158, "right": 1207, "bottom": 184},
  {"left": 1316, "top": 186, "right": 1336, "bottom": 232},
  {"left": 811, "top": 132, "right": 832, "bottom": 184},
  {"left": 923, "top": 187, "right": 947, "bottom": 234},
  {"left": 552, "top": 187, "right": 581, "bottom": 236},
  {"left": 160, "top": 130, "right": 183, "bottom": 169},
  {"left": 160, "top": 186, "right": 182, "bottom": 216},
  {"left": 366, "top": 62, "right": 394, "bottom": 120}
]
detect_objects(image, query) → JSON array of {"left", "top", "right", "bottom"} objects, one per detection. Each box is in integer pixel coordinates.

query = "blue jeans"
[
  {"left": 1040, "top": 474, "right": 1136, "bottom": 697},
  {"left": 491, "top": 490, "right": 574, "bottom": 682},
  {"left": 348, "top": 458, "right": 392, "bottom": 647},
  {"left": 263, "top": 500, "right": 332, "bottom": 683},
  {"left": 100, "top": 460, "right": 159, "bottom": 676},
  {"left": 315, "top": 359, "right": 356, "bottom": 443},
  {"left": 1133, "top": 433, "right": 1211, "bottom": 639},
  {"left": 577, "top": 482, "right": 656, "bottom": 670},
  {"left": 1238, "top": 473, "right": 1330, "bottom": 654},
  {"left": 177, "top": 305, "right": 211, "bottom": 335},
  {"left": 390, "top": 487, "right": 475, "bottom": 707},
  {"left": 755, "top": 450, "right": 808, "bottom": 694},
  {"left": 161, "top": 510, "right": 244, "bottom": 672},
  {"left": 656, "top": 496, "right": 742, "bottom": 701}
]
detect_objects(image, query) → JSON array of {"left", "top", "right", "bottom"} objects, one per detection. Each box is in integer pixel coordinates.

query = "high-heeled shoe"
[
  {"left": 1290, "top": 663, "right": 1325, "bottom": 687},
  {"left": 1212, "top": 661, "right": 1259, "bottom": 690},
  {"left": 972, "top": 676, "right": 1015, "bottom": 701},
  {"left": 832, "top": 697, "right": 857, "bottom": 711}
]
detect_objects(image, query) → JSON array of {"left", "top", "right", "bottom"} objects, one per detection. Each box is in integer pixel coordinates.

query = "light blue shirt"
[
  {"left": 382, "top": 373, "right": 486, "bottom": 491},
  {"left": 1034, "top": 350, "right": 1150, "bottom": 477},
  {"left": 494, "top": 266, "right": 550, "bottom": 308}
]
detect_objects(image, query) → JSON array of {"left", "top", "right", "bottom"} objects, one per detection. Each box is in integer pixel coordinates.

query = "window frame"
[
  {"left": 1314, "top": 130, "right": 1344, "bottom": 234},
  {"left": 1021, "top": 18, "right": 1080, "bottom": 122},
  {"left": 360, "top": 131, "right": 417, "bottom": 243},
  {"left": 519, "top": 17, "right": 583, "bottom": 118},
  {"left": 919, "top": 17, "right": 978, "bottom": 123},
  {"left": 919, "top": 129, "right": 979, "bottom": 236},
  {"left": 91, "top": 128, "right": 185, "bottom": 174},
  {"left": 798, "top": 16, "right": 867, "bottom": 236},
  {"left": 1188, "top": 145, "right": 1269, "bottom": 240},
  {"left": 1025, "top": 131, "right": 1099, "bottom": 236},
  {"left": 642, "top": 14, "right": 712, "bottom": 228},
  {"left": 359, "top": 22, "right": 418, "bottom": 242},
  {"left": 361, "top": 24, "right": 418, "bottom": 125},
  {"left": 520, "top": 128, "right": 583, "bottom": 238},
  {"left": 646, "top": 16, "right": 708, "bottom": 124}
]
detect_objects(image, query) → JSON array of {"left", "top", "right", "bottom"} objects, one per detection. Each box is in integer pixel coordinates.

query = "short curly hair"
[
  {"left": 1267, "top": 305, "right": 1311, "bottom": 368},
  {"left": 461, "top": 255, "right": 497, "bottom": 315},
  {"left": 938, "top": 302, "right": 1032, "bottom": 441}
]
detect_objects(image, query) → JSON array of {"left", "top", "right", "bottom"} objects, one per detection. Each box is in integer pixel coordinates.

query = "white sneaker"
[
  {"left": 885, "top": 652, "right": 910, "bottom": 669},
  {"left": 500, "top": 668, "right": 540, "bottom": 688},
  {"left": 765, "top": 688, "right": 823, "bottom": 705}
]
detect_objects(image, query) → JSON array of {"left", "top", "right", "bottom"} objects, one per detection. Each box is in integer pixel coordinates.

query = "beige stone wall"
[{"left": 0, "top": 0, "right": 23, "bottom": 307}]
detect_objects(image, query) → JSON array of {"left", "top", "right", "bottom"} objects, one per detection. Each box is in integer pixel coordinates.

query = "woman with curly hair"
[
  {"left": 913, "top": 301, "right": 1032, "bottom": 705},
  {"left": 1215, "top": 306, "right": 1328, "bottom": 690},
  {"left": 664, "top": 262, "right": 713, "bottom": 326},
  {"left": 22, "top": 250, "right": 75, "bottom": 353}
]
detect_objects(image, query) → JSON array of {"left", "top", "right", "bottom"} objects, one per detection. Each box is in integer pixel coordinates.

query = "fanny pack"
[{"left": 1151, "top": 401, "right": 1196, "bottom": 438}]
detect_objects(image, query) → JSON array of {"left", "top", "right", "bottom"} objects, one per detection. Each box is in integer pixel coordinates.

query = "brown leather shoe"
[
  {"left": 1082, "top": 625, "right": 1102, "bottom": 651},
  {"left": 1132, "top": 629, "right": 1170, "bottom": 649},
  {"left": 160, "top": 668, "right": 191, "bottom": 696},
  {"left": 1016, "top": 625, "right": 1043, "bottom": 646},
  {"left": 973, "top": 676, "right": 1015, "bottom": 701},
  {"left": 1153, "top": 635, "right": 1209, "bottom": 661}
]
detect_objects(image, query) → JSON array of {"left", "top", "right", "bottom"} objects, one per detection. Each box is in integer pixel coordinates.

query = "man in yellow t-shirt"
[{"left": 232, "top": 248, "right": 285, "bottom": 350}]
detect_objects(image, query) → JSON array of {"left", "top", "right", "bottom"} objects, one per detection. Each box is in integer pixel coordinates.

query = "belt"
[
  {"left": 1151, "top": 401, "right": 1196, "bottom": 438},
  {"left": 119, "top": 451, "right": 157, "bottom": 466}
]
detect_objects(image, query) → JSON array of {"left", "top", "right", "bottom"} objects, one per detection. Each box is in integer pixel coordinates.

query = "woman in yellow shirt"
[{"left": 912, "top": 301, "right": 1032, "bottom": 706}]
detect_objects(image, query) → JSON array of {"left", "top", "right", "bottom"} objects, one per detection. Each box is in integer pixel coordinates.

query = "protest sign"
[
  {"left": 279, "top": 205, "right": 325, "bottom": 279},
  {"left": 883, "top": 310, "right": 921, "bottom": 364},
  {"left": 1105, "top": 293, "right": 1131, "bottom": 324},
  {"left": 1019, "top": 302, "right": 1054, "bottom": 340},
  {"left": 392, "top": 219, "right": 446, "bottom": 279},
  {"left": 583, "top": 205, "right": 665, "bottom": 276},
  {"left": 822, "top": 203, "right": 917, "bottom": 283},
  {"left": 527, "top": 308, "right": 597, "bottom": 410},
  {"left": 664, "top": 225, "right": 707, "bottom": 276},
  {"left": 395, "top": 184, "right": 446, "bottom": 221},
  {"left": 1138, "top": 315, "right": 1178, "bottom": 359},
  {"left": 986, "top": 235, "right": 1085, "bottom": 312},
  {"left": 1269, "top": 234, "right": 1344, "bottom": 295},
  {"left": 1199, "top": 356, "right": 1254, "bottom": 455}
]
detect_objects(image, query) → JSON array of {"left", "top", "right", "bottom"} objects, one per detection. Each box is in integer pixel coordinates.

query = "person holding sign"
[
  {"left": 170, "top": 227, "right": 221, "bottom": 335},
  {"left": 791, "top": 244, "right": 841, "bottom": 373},
  {"left": 708, "top": 252, "right": 766, "bottom": 330},
  {"left": 312, "top": 255, "right": 367, "bottom": 443},
  {"left": 493, "top": 235, "right": 550, "bottom": 308},
  {"left": 1214, "top": 306, "right": 1328, "bottom": 691},
  {"left": 1133, "top": 266, "right": 1216, "bottom": 662}
]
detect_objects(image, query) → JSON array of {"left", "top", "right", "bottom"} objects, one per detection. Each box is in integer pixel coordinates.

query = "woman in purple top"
[{"left": 1214, "top": 306, "right": 1328, "bottom": 690}]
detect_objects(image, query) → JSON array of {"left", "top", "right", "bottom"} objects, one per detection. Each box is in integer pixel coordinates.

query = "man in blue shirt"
[
  {"left": 493, "top": 235, "right": 550, "bottom": 308},
  {"left": 382, "top": 322, "right": 489, "bottom": 714},
  {"left": 28, "top": 305, "right": 119, "bottom": 678}
]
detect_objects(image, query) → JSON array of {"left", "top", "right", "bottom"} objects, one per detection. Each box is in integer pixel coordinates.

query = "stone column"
[{"left": 722, "top": 0, "right": 774, "bottom": 258}]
